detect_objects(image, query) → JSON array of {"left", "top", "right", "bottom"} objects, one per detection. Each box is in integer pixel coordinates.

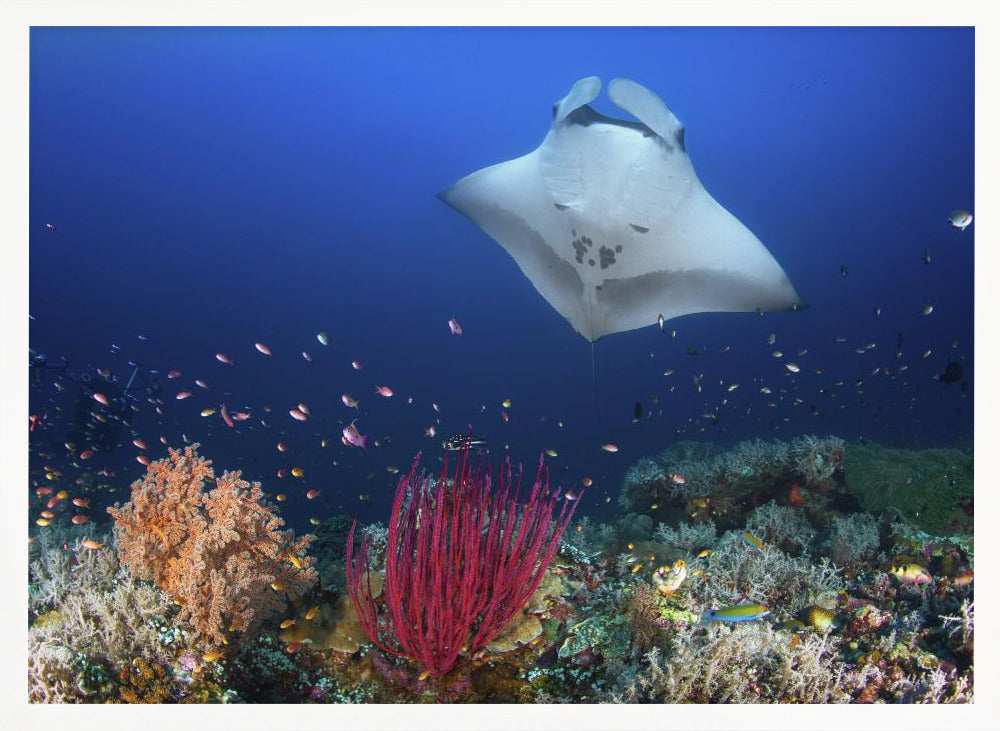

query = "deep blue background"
[{"left": 29, "top": 27, "right": 974, "bottom": 528}]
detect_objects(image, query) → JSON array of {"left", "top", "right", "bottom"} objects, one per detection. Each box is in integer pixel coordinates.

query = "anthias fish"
[{"left": 442, "top": 434, "right": 488, "bottom": 451}]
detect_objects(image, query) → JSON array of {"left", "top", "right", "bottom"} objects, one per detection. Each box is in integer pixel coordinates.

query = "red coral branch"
[{"left": 346, "top": 448, "right": 579, "bottom": 676}]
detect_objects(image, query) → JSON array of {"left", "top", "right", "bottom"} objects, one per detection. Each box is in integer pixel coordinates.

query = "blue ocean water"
[{"left": 29, "top": 27, "right": 973, "bottom": 529}]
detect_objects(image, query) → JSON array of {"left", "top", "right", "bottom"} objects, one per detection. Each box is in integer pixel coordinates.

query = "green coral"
[
  {"left": 844, "top": 442, "right": 972, "bottom": 535},
  {"left": 558, "top": 615, "right": 631, "bottom": 660}
]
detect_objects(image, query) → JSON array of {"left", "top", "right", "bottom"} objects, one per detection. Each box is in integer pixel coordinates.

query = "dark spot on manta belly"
[
  {"left": 572, "top": 234, "right": 593, "bottom": 264},
  {"left": 599, "top": 245, "right": 616, "bottom": 269},
  {"left": 555, "top": 203, "right": 569, "bottom": 211},
  {"left": 629, "top": 224, "right": 649, "bottom": 234}
]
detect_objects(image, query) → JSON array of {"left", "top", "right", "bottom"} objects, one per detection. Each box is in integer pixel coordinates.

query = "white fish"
[{"left": 949, "top": 209, "right": 973, "bottom": 230}]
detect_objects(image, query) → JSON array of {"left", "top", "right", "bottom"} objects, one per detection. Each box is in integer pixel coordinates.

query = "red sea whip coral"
[{"left": 346, "top": 449, "right": 580, "bottom": 677}]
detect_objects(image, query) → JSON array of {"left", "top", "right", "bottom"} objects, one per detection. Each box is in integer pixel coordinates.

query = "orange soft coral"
[{"left": 109, "top": 444, "right": 316, "bottom": 645}]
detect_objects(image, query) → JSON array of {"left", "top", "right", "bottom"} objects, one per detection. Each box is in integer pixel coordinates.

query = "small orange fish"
[
  {"left": 215, "top": 353, "right": 234, "bottom": 365},
  {"left": 220, "top": 403, "right": 234, "bottom": 428},
  {"left": 952, "top": 570, "right": 974, "bottom": 588},
  {"left": 788, "top": 482, "right": 805, "bottom": 507},
  {"left": 289, "top": 409, "right": 308, "bottom": 421},
  {"left": 72, "top": 497, "right": 90, "bottom": 508},
  {"left": 306, "top": 489, "right": 320, "bottom": 500},
  {"left": 35, "top": 486, "right": 52, "bottom": 497},
  {"left": 277, "top": 468, "right": 287, "bottom": 478},
  {"left": 133, "top": 438, "right": 147, "bottom": 450},
  {"left": 255, "top": 342, "right": 272, "bottom": 356},
  {"left": 202, "top": 650, "right": 224, "bottom": 662},
  {"left": 285, "top": 641, "right": 304, "bottom": 653},
  {"left": 160, "top": 435, "right": 169, "bottom": 445},
  {"left": 305, "top": 606, "right": 319, "bottom": 621},
  {"left": 351, "top": 360, "right": 363, "bottom": 371},
  {"left": 176, "top": 390, "right": 192, "bottom": 400},
  {"left": 35, "top": 518, "right": 51, "bottom": 527},
  {"left": 232, "top": 411, "right": 251, "bottom": 420},
  {"left": 79, "top": 449, "right": 94, "bottom": 460},
  {"left": 601, "top": 444, "right": 619, "bottom": 453},
  {"left": 93, "top": 393, "right": 109, "bottom": 406},
  {"left": 297, "top": 403, "right": 310, "bottom": 415},
  {"left": 375, "top": 385, "right": 394, "bottom": 398},
  {"left": 302, "top": 351, "right": 313, "bottom": 363},
  {"left": 195, "top": 379, "right": 209, "bottom": 389},
  {"left": 668, "top": 473, "right": 685, "bottom": 485},
  {"left": 167, "top": 370, "right": 182, "bottom": 379},
  {"left": 40, "top": 510, "right": 55, "bottom": 519},
  {"left": 71, "top": 514, "right": 89, "bottom": 525},
  {"left": 581, "top": 477, "right": 593, "bottom": 487},
  {"left": 276, "top": 493, "right": 287, "bottom": 501},
  {"left": 279, "top": 618, "right": 296, "bottom": 629},
  {"left": 137, "top": 455, "right": 151, "bottom": 466},
  {"left": 277, "top": 442, "right": 289, "bottom": 452},
  {"left": 291, "top": 467, "right": 305, "bottom": 478},
  {"left": 80, "top": 539, "right": 104, "bottom": 550}
]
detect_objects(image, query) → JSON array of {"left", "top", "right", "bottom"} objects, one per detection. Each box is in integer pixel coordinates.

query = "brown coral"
[{"left": 109, "top": 445, "right": 317, "bottom": 645}]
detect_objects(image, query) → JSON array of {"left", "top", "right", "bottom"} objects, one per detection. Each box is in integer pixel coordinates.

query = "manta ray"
[{"left": 439, "top": 76, "right": 805, "bottom": 342}]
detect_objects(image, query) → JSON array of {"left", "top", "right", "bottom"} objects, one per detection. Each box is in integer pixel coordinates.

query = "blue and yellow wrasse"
[
  {"left": 701, "top": 603, "right": 770, "bottom": 623},
  {"left": 742, "top": 531, "right": 766, "bottom": 554}
]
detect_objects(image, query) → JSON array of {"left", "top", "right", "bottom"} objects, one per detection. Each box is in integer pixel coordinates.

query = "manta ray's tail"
[{"left": 591, "top": 341, "right": 602, "bottom": 423}]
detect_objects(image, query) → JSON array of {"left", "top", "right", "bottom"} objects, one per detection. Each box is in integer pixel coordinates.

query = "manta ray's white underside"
[{"left": 439, "top": 76, "right": 804, "bottom": 342}]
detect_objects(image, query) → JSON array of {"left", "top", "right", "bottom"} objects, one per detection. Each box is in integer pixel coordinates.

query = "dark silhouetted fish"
[
  {"left": 938, "top": 361, "right": 964, "bottom": 385},
  {"left": 442, "top": 434, "right": 489, "bottom": 451}
]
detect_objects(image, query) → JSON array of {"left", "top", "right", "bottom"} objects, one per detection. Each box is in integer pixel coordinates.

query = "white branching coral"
[
  {"left": 611, "top": 623, "right": 856, "bottom": 703},
  {"left": 791, "top": 435, "right": 845, "bottom": 487},
  {"left": 745, "top": 502, "right": 816, "bottom": 555},
  {"left": 653, "top": 520, "right": 717, "bottom": 555}
]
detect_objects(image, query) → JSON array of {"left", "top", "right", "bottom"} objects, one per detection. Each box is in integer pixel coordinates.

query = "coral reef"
[
  {"left": 653, "top": 519, "right": 717, "bottom": 555},
  {"left": 28, "top": 434, "right": 972, "bottom": 705},
  {"left": 821, "top": 512, "right": 881, "bottom": 567},
  {"left": 744, "top": 502, "right": 816, "bottom": 556},
  {"left": 843, "top": 441, "right": 973, "bottom": 535},
  {"left": 610, "top": 623, "right": 857, "bottom": 703},
  {"left": 618, "top": 436, "right": 846, "bottom": 526},
  {"left": 108, "top": 444, "right": 317, "bottom": 645},
  {"left": 28, "top": 529, "right": 193, "bottom": 703}
]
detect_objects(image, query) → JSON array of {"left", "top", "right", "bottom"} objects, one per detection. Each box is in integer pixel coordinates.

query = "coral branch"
[{"left": 346, "top": 449, "right": 579, "bottom": 676}]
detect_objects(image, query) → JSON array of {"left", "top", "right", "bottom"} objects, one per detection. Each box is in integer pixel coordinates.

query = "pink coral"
[{"left": 109, "top": 445, "right": 316, "bottom": 645}]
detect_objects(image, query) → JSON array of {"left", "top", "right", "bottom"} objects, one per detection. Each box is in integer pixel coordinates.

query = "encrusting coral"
[{"left": 108, "top": 444, "right": 317, "bottom": 645}]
